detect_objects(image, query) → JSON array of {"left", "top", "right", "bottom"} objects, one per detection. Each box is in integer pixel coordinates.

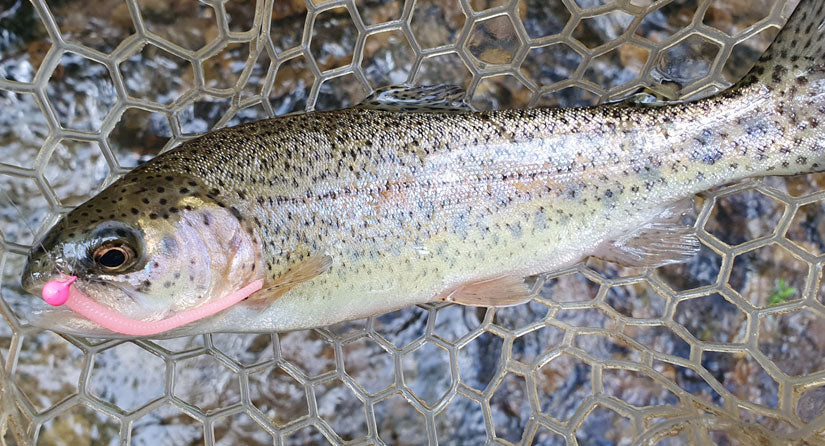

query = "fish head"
[{"left": 21, "top": 172, "right": 263, "bottom": 331}]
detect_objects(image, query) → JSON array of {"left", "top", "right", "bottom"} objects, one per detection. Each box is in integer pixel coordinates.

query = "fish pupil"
[{"left": 98, "top": 249, "right": 126, "bottom": 268}]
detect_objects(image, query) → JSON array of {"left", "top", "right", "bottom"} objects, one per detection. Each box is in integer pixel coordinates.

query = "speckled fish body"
[{"left": 21, "top": 0, "right": 825, "bottom": 337}]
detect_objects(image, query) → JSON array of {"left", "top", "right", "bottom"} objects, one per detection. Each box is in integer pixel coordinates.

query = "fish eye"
[{"left": 93, "top": 245, "right": 134, "bottom": 271}]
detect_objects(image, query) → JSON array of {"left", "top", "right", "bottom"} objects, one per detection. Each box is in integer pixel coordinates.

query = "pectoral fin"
[
  {"left": 250, "top": 255, "right": 333, "bottom": 303},
  {"left": 594, "top": 200, "right": 700, "bottom": 268},
  {"left": 439, "top": 275, "right": 533, "bottom": 307}
]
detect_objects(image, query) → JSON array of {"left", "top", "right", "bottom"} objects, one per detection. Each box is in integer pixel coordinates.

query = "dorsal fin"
[
  {"left": 738, "top": 0, "right": 825, "bottom": 89},
  {"left": 358, "top": 84, "right": 470, "bottom": 112}
]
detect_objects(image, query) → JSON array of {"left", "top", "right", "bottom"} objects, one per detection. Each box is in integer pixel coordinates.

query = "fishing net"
[{"left": 1, "top": 0, "right": 824, "bottom": 444}]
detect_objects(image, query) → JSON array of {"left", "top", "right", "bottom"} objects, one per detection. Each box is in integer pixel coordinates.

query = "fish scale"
[{"left": 20, "top": 0, "right": 825, "bottom": 336}]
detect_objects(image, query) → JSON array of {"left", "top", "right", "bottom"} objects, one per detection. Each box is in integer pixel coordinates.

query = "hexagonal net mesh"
[{"left": 1, "top": 0, "right": 824, "bottom": 444}]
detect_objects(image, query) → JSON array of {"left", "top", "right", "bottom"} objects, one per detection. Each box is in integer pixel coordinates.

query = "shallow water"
[{"left": 2, "top": 0, "right": 825, "bottom": 444}]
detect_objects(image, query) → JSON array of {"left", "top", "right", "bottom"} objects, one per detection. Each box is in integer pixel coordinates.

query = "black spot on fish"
[
  {"left": 161, "top": 236, "right": 178, "bottom": 256},
  {"left": 701, "top": 148, "right": 723, "bottom": 165}
]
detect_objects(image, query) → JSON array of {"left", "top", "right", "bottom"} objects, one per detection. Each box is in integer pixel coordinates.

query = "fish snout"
[{"left": 20, "top": 250, "right": 55, "bottom": 295}]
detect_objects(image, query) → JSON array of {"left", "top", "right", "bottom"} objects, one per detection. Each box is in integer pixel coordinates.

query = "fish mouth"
[
  {"left": 17, "top": 272, "right": 105, "bottom": 336},
  {"left": 23, "top": 278, "right": 153, "bottom": 337},
  {"left": 20, "top": 264, "right": 143, "bottom": 316}
]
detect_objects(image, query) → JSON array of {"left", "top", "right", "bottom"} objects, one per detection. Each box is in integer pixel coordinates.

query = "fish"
[{"left": 19, "top": 0, "right": 825, "bottom": 338}]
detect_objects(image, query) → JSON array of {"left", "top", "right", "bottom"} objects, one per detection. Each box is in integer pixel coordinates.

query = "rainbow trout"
[{"left": 20, "top": 0, "right": 825, "bottom": 337}]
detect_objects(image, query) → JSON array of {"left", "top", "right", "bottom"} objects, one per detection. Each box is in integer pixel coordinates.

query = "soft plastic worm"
[{"left": 41, "top": 277, "right": 264, "bottom": 336}]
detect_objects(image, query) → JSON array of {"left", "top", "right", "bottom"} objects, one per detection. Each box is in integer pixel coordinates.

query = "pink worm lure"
[{"left": 41, "top": 277, "right": 263, "bottom": 336}]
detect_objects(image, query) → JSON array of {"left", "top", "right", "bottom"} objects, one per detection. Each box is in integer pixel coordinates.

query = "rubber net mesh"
[{"left": 1, "top": 0, "right": 825, "bottom": 444}]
